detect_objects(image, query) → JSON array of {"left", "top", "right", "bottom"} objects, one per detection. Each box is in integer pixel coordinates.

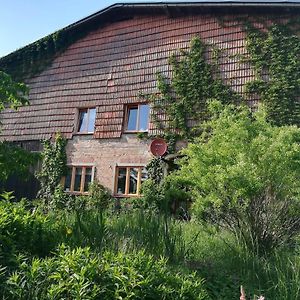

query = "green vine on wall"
[
  {"left": 37, "top": 133, "right": 67, "bottom": 204},
  {"left": 245, "top": 23, "right": 300, "bottom": 126},
  {"left": 146, "top": 157, "right": 165, "bottom": 185},
  {"left": 0, "top": 24, "right": 98, "bottom": 81},
  {"left": 144, "top": 37, "right": 241, "bottom": 150}
]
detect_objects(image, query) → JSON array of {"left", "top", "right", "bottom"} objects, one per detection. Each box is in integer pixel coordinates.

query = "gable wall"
[{"left": 0, "top": 12, "right": 266, "bottom": 141}]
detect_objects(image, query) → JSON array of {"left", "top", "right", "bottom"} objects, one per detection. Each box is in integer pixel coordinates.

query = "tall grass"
[
  {"left": 3, "top": 200, "right": 300, "bottom": 299},
  {"left": 107, "top": 210, "right": 186, "bottom": 261}
]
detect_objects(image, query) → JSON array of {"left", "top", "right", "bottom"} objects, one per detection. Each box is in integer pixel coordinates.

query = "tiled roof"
[{"left": 0, "top": 4, "right": 299, "bottom": 140}]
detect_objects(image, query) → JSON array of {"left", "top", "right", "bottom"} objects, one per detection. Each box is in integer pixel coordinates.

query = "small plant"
[
  {"left": 86, "top": 181, "right": 112, "bottom": 211},
  {"left": 0, "top": 191, "right": 15, "bottom": 202}
]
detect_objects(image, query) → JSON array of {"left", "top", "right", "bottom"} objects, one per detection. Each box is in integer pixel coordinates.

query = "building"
[{"left": 0, "top": 1, "right": 299, "bottom": 197}]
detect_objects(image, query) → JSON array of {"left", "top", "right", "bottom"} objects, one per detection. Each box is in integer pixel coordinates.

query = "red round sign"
[{"left": 150, "top": 138, "right": 168, "bottom": 157}]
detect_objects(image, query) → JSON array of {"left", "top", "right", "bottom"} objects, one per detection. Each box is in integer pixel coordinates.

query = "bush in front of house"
[
  {"left": 4, "top": 245, "right": 209, "bottom": 300},
  {"left": 171, "top": 100, "right": 300, "bottom": 254}
]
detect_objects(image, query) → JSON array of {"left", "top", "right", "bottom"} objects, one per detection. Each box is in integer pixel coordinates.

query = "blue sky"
[
  {"left": 0, "top": 0, "right": 154, "bottom": 57},
  {"left": 1, "top": 1, "right": 299, "bottom": 58}
]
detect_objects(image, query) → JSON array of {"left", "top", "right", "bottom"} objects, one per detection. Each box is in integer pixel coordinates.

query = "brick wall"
[{"left": 66, "top": 134, "right": 152, "bottom": 193}]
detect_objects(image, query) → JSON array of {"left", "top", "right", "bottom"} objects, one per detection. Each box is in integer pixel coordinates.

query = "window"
[
  {"left": 115, "top": 166, "right": 148, "bottom": 196},
  {"left": 125, "top": 104, "right": 150, "bottom": 132},
  {"left": 77, "top": 108, "right": 96, "bottom": 133},
  {"left": 63, "top": 165, "right": 95, "bottom": 194}
]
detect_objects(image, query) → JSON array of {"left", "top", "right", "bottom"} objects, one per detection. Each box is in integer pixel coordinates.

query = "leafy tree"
[
  {"left": 171, "top": 100, "right": 300, "bottom": 253},
  {"left": 0, "top": 141, "right": 37, "bottom": 181},
  {"left": 0, "top": 70, "right": 28, "bottom": 111},
  {"left": 0, "top": 71, "right": 36, "bottom": 182}
]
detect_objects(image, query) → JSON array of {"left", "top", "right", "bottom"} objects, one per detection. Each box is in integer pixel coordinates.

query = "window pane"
[
  {"left": 74, "top": 167, "right": 82, "bottom": 192},
  {"left": 64, "top": 168, "right": 72, "bottom": 192},
  {"left": 127, "top": 107, "right": 138, "bottom": 131},
  {"left": 129, "top": 168, "right": 138, "bottom": 194},
  {"left": 84, "top": 167, "right": 93, "bottom": 192},
  {"left": 117, "top": 168, "right": 127, "bottom": 194},
  {"left": 88, "top": 108, "right": 96, "bottom": 133},
  {"left": 78, "top": 109, "right": 88, "bottom": 132},
  {"left": 139, "top": 104, "right": 150, "bottom": 131}
]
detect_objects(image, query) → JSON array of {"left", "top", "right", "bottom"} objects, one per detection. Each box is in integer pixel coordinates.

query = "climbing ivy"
[
  {"left": 37, "top": 133, "right": 67, "bottom": 204},
  {"left": 245, "top": 23, "right": 300, "bottom": 126},
  {"left": 0, "top": 23, "right": 99, "bottom": 81},
  {"left": 146, "top": 157, "right": 165, "bottom": 185},
  {"left": 146, "top": 37, "right": 241, "bottom": 148}
]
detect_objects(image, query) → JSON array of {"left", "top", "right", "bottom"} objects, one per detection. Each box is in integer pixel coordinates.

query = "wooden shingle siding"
[{"left": 0, "top": 12, "right": 294, "bottom": 141}]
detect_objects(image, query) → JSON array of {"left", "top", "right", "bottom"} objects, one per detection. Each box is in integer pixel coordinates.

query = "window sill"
[
  {"left": 65, "top": 191, "right": 89, "bottom": 195},
  {"left": 114, "top": 194, "right": 141, "bottom": 198},
  {"left": 123, "top": 131, "right": 148, "bottom": 134},
  {"left": 73, "top": 132, "right": 94, "bottom": 136}
]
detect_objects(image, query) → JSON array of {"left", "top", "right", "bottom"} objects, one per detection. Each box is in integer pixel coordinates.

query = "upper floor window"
[
  {"left": 125, "top": 104, "right": 149, "bottom": 132},
  {"left": 63, "top": 165, "right": 95, "bottom": 194},
  {"left": 115, "top": 166, "right": 148, "bottom": 197},
  {"left": 77, "top": 108, "right": 96, "bottom": 133}
]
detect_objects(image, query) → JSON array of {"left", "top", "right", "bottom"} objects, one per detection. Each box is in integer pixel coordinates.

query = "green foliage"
[
  {"left": 109, "top": 209, "right": 187, "bottom": 262},
  {"left": 140, "top": 179, "right": 165, "bottom": 210},
  {"left": 85, "top": 181, "right": 112, "bottom": 210},
  {"left": 37, "top": 133, "right": 67, "bottom": 205},
  {"left": 146, "top": 157, "right": 165, "bottom": 185},
  {"left": 5, "top": 245, "right": 208, "bottom": 300},
  {"left": 47, "top": 182, "right": 113, "bottom": 212},
  {"left": 245, "top": 23, "right": 300, "bottom": 126},
  {"left": 0, "top": 71, "right": 34, "bottom": 184},
  {"left": 0, "top": 200, "right": 59, "bottom": 269},
  {"left": 0, "top": 141, "right": 38, "bottom": 182},
  {"left": 172, "top": 100, "right": 300, "bottom": 253},
  {"left": 0, "top": 70, "right": 28, "bottom": 111},
  {"left": 149, "top": 37, "right": 240, "bottom": 144},
  {"left": 55, "top": 209, "right": 108, "bottom": 250},
  {"left": 0, "top": 24, "right": 99, "bottom": 81}
]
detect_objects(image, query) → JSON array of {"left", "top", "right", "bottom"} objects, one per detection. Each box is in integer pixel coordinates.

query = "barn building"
[{"left": 0, "top": 1, "right": 299, "bottom": 197}]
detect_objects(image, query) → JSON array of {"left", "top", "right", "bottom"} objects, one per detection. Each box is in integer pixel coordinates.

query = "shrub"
[
  {"left": 0, "top": 199, "right": 59, "bottom": 269},
  {"left": 85, "top": 181, "right": 112, "bottom": 210},
  {"left": 5, "top": 245, "right": 208, "bottom": 300},
  {"left": 172, "top": 100, "right": 300, "bottom": 253}
]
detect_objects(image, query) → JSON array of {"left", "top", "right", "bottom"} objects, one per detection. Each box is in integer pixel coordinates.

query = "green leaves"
[
  {"left": 245, "top": 24, "right": 300, "bottom": 126},
  {"left": 0, "top": 141, "right": 38, "bottom": 181},
  {"left": 5, "top": 246, "right": 208, "bottom": 300},
  {"left": 151, "top": 37, "right": 240, "bottom": 144},
  {"left": 172, "top": 101, "right": 300, "bottom": 252},
  {"left": 36, "top": 133, "right": 67, "bottom": 205},
  {"left": 0, "top": 71, "right": 28, "bottom": 111}
]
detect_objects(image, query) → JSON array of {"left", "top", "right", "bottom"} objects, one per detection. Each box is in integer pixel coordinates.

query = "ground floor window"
[
  {"left": 115, "top": 166, "right": 148, "bottom": 196},
  {"left": 63, "top": 165, "right": 95, "bottom": 194}
]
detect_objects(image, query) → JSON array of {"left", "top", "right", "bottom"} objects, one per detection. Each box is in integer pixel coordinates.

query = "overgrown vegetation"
[
  {"left": 0, "top": 71, "right": 37, "bottom": 185},
  {"left": 245, "top": 23, "right": 300, "bottom": 126},
  {"left": 1, "top": 198, "right": 300, "bottom": 299},
  {"left": 0, "top": 141, "right": 37, "bottom": 182},
  {"left": 145, "top": 37, "right": 240, "bottom": 147},
  {"left": 36, "top": 133, "right": 67, "bottom": 206},
  {"left": 171, "top": 101, "right": 300, "bottom": 254}
]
